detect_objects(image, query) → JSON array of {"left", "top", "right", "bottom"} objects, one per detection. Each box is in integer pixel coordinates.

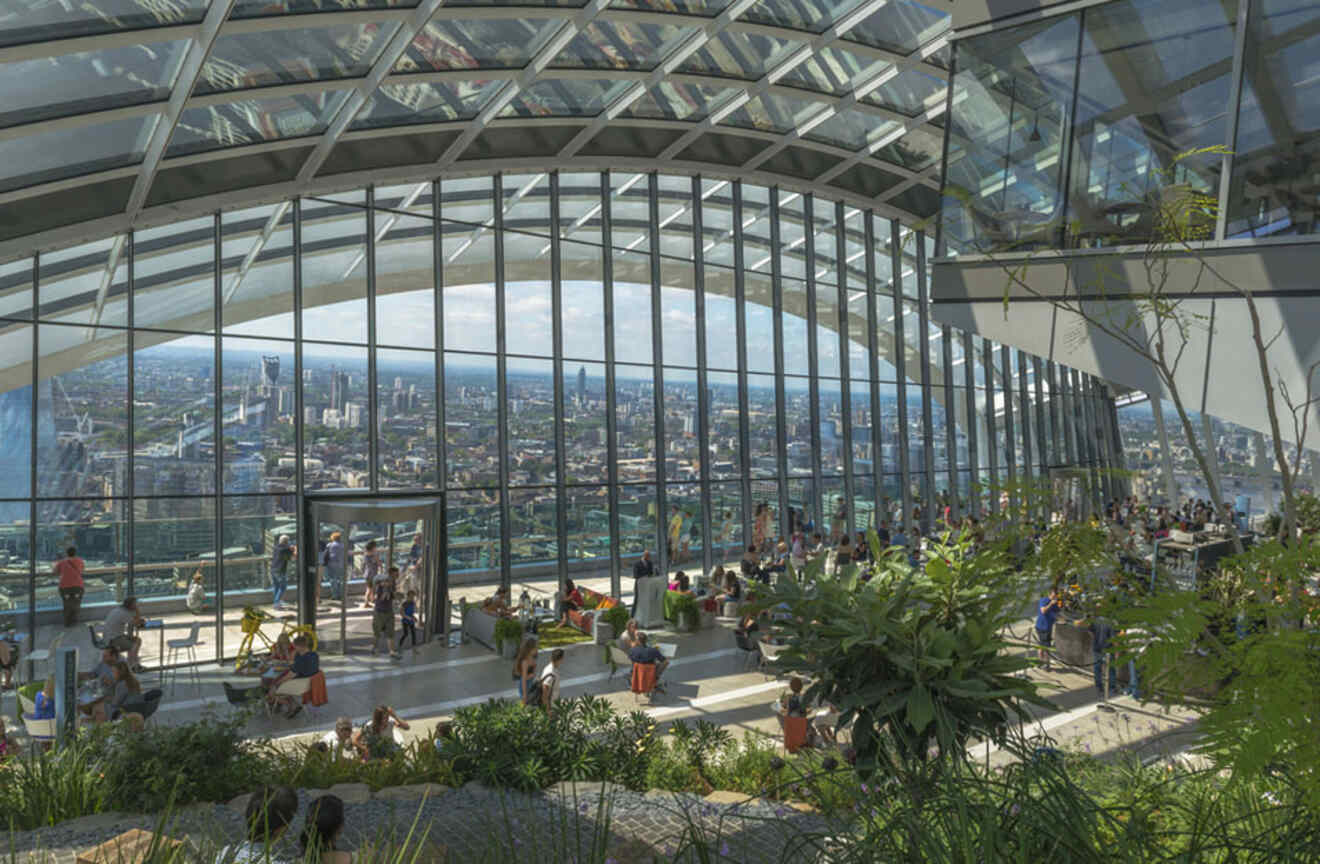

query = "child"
[
  {"left": 399, "top": 590, "right": 419, "bottom": 654},
  {"left": 186, "top": 571, "right": 206, "bottom": 615}
]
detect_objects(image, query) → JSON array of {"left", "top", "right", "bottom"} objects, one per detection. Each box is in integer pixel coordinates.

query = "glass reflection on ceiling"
[
  {"left": 394, "top": 19, "right": 554, "bottom": 72},
  {"left": 0, "top": 0, "right": 206, "bottom": 48},
  {"left": 620, "top": 82, "right": 738, "bottom": 121},
  {"left": 842, "top": 0, "right": 948, "bottom": 55},
  {"left": 552, "top": 20, "right": 698, "bottom": 72},
  {"left": 168, "top": 91, "right": 350, "bottom": 157},
  {"left": 676, "top": 30, "right": 791, "bottom": 81},
  {"left": 0, "top": 40, "right": 188, "bottom": 129},
  {"left": 231, "top": 0, "right": 420, "bottom": 17},
  {"left": 500, "top": 79, "right": 623, "bottom": 117},
  {"left": 353, "top": 80, "right": 494, "bottom": 129},
  {"left": 197, "top": 21, "right": 401, "bottom": 94},
  {"left": 0, "top": 115, "right": 157, "bottom": 194},
  {"left": 777, "top": 46, "right": 874, "bottom": 96}
]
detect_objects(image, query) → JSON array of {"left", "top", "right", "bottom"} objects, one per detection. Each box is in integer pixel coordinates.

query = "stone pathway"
[{"left": 8, "top": 781, "right": 834, "bottom": 864}]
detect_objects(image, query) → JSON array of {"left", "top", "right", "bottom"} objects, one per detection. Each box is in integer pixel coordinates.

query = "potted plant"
[
  {"left": 672, "top": 594, "right": 700, "bottom": 632},
  {"left": 599, "top": 603, "right": 629, "bottom": 645},
  {"left": 494, "top": 617, "right": 524, "bottom": 659}
]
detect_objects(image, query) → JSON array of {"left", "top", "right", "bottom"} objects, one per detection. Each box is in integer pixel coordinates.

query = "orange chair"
[
  {"left": 784, "top": 715, "right": 809, "bottom": 753},
  {"left": 301, "top": 671, "right": 329, "bottom": 707},
  {"left": 630, "top": 662, "right": 657, "bottom": 702}
]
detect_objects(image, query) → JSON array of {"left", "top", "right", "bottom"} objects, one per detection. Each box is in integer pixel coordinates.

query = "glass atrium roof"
[{"left": 0, "top": 0, "right": 949, "bottom": 260}]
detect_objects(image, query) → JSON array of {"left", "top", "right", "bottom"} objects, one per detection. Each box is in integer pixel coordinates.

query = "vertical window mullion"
[
  {"left": 916, "top": 230, "right": 935, "bottom": 533},
  {"left": 770, "top": 189, "right": 791, "bottom": 541},
  {"left": 601, "top": 173, "right": 621, "bottom": 598},
  {"left": 213, "top": 212, "right": 224, "bottom": 662},
  {"left": 692, "top": 175, "right": 714, "bottom": 578},
  {"left": 494, "top": 175, "right": 512, "bottom": 590},
  {"left": 648, "top": 173, "right": 668, "bottom": 576},
  {"left": 963, "top": 331, "right": 979, "bottom": 517},
  {"left": 551, "top": 172, "right": 568, "bottom": 594},
  {"left": 836, "top": 202, "right": 855, "bottom": 536},
  {"left": 367, "top": 187, "right": 378, "bottom": 493},
  {"left": 942, "top": 323, "right": 957, "bottom": 522},
  {"left": 864, "top": 214, "right": 885, "bottom": 527},
  {"left": 804, "top": 195, "right": 823, "bottom": 534},
  {"left": 891, "top": 222, "right": 912, "bottom": 533},
  {"left": 983, "top": 338, "right": 999, "bottom": 515},
  {"left": 733, "top": 183, "right": 753, "bottom": 548}
]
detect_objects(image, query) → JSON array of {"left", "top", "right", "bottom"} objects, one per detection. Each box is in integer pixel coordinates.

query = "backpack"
[{"left": 526, "top": 670, "right": 555, "bottom": 707}]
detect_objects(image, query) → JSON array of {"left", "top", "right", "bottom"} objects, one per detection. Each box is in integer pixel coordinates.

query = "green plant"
[
  {"left": 600, "top": 602, "right": 630, "bottom": 638},
  {"left": 0, "top": 731, "right": 106, "bottom": 829},
  {"left": 670, "top": 593, "right": 700, "bottom": 630},
  {"left": 494, "top": 617, "right": 524, "bottom": 655},
  {"left": 668, "top": 719, "right": 732, "bottom": 792}
]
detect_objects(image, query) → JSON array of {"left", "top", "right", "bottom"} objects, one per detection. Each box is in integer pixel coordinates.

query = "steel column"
[
  {"left": 432, "top": 180, "right": 448, "bottom": 640},
  {"left": 1032, "top": 355, "right": 1048, "bottom": 472},
  {"left": 962, "top": 332, "right": 979, "bottom": 517},
  {"left": 601, "top": 173, "right": 622, "bottom": 598},
  {"left": 550, "top": 172, "right": 569, "bottom": 593},
  {"left": 732, "top": 183, "right": 753, "bottom": 550},
  {"left": 864, "top": 214, "right": 885, "bottom": 529},
  {"left": 915, "top": 230, "right": 935, "bottom": 534},
  {"left": 648, "top": 173, "right": 669, "bottom": 576},
  {"left": 1001, "top": 344, "right": 1017, "bottom": 519},
  {"left": 493, "top": 175, "right": 512, "bottom": 590},
  {"left": 770, "top": 189, "right": 790, "bottom": 541},
  {"left": 941, "top": 323, "right": 957, "bottom": 523},
  {"left": 213, "top": 212, "right": 224, "bottom": 662},
  {"left": 124, "top": 239, "right": 135, "bottom": 603},
  {"left": 1017, "top": 350, "right": 1034, "bottom": 519},
  {"left": 982, "top": 338, "right": 999, "bottom": 516},
  {"left": 804, "top": 195, "right": 824, "bottom": 535},
  {"left": 366, "top": 188, "right": 379, "bottom": 493},
  {"left": 27, "top": 253, "right": 37, "bottom": 665},
  {"left": 891, "top": 221, "right": 913, "bottom": 534},
  {"left": 293, "top": 200, "right": 310, "bottom": 629},
  {"left": 835, "top": 202, "right": 855, "bottom": 536},
  {"left": 692, "top": 175, "right": 714, "bottom": 578}
]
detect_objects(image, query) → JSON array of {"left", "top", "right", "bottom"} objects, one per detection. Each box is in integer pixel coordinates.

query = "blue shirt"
[
  {"left": 1036, "top": 597, "right": 1060, "bottom": 632},
  {"left": 629, "top": 645, "right": 664, "bottom": 665},
  {"left": 292, "top": 650, "right": 319, "bottom": 678},
  {"left": 321, "top": 541, "right": 345, "bottom": 570},
  {"left": 402, "top": 601, "right": 416, "bottom": 625},
  {"left": 33, "top": 690, "right": 55, "bottom": 719}
]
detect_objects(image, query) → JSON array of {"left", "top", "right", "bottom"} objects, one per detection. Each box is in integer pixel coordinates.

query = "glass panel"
[
  {"left": 661, "top": 263, "right": 697, "bottom": 367},
  {"left": 610, "top": 0, "right": 730, "bottom": 15},
  {"left": 679, "top": 30, "right": 792, "bottom": 79},
  {"left": 616, "top": 482, "right": 656, "bottom": 568},
  {"left": 33, "top": 499, "right": 129, "bottom": 620},
  {"left": 37, "top": 324, "right": 128, "bottom": 499},
  {"left": 443, "top": 230, "right": 497, "bottom": 354},
  {"left": 0, "top": 115, "right": 156, "bottom": 194},
  {"left": 561, "top": 238, "right": 606, "bottom": 362},
  {"left": 565, "top": 361, "right": 608, "bottom": 484},
  {"left": 846, "top": 290, "right": 869, "bottom": 379},
  {"left": 1, "top": 41, "right": 186, "bottom": 127},
  {"left": 710, "top": 481, "right": 743, "bottom": 565},
  {"left": 663, "top": 367, "right": 699, "bottom": 481},
  {"left": 502, "top": 172, "right": 551, "bottom": 237},
  {"left": 850, "top": 378, "right": 873, "bottom": 473},
  {"left": 501, "top": 79, "right": 622, "bottom": 117},
  {"left": 301, "top": 345, "right": 369, "bottom": 490},
  {"left": 445, "top": 488, "right": 501, "bottom": 583},
  {"left": 131, "top": 335, "right": 215, "bottom": 497},
  {"left": 816, "top": 288, "right": 841, "bottom": 377},
  {"left": 506, "top": 357, "right": 556, "bottom": 485},
  {"left": 873, "top": 125, "right": 943, "bottom": 172},
  {"left": 843, "top": 0, "right": 950, "bottom": 55},
  {"left": 133, "top": 217, "right": 216, "bottom": 332},
  {"left": 0, "top": 325, "right": 33, "bottom": 501},
  {"left": 615, "top": 366, "right": 655, "bottom": 481},
  {"left": 233, "top": 0, "right": 419, "bottom": 17},
  {"left": 510, "top": 487, "right": 557, "bottom": 572},
  {"left": 223, "top": 203, "right": 295, "bottom": 339},
  {"left": 782, "top": 279, "right": 809, "bottom": 375},
  {"left": 807, "top": 107, "right": 899, "bottom": 152},
  {"left": 665, "top": 482, "right": 701, "bottom": 569},
  {"left": 553, "top": 20, "right": 697, "bottom": 71},
  {"left": 377, "top": 213, "right": 436, "bottom": 350},
  {"left": 726, "top": 91, "right": 822, "bottom": 135},
  {"left": 877, "top": 381, "right": 899, "bottom": 474},
  {"left": 704, "top": 268, "right": 737, "bottom": 371},
  {"left": 658, "top": 175, "right": 693, "bottom": 259},
  {"left": 198, "top": 23, "right": 398, "bottom": 94},
  {"left": 744, "top": 271, "right": 774, "bottom": 373},
  {"left": 505, "top": 268, "right": 552, "bottom": 359},
  {"left": 221, "top": 495, "right": 299, "bottom": 617},
  {"left": 221, "top": 337, "right": 295, "bottom": 495},
  {"left": 0, "top": 1, "right": 206, "bottom": 47},
  {"left": 559, "top": 172, "right": 604, "bottom": 245},
  {"left": 354, "top": 81, "right": 492, "bottom": 130},
  {"left": 1226, "top": 0, "right": 1320, "bottom": 238},
  {"left": 748, "top": 371, "right": 779, "bottom": 477},
  {"left": 377, "top": 348, "right": 438, "bottom": 488},
  {"left": 565, "top": 485, "right": 610, "bottom": 581},
  {"left": 395, "top": 18, "right": 551, "bottom": 72},
  {"left": 445, "top": 352, "right": 500, "bottom": 487},
  {"left": 819, "top": 378, "right": 845, "bottom": 475},
  {"left": 132, "top": 495, "right": 216, "bottom": 664},
  {"left": 447, "top": 0, "right": 587, "bottom": 6},
  {"left": 779, "top": 46, "right": 873, "bottom": 96},
  {"left": 302, "top": 196, "right": 368, "bottom": 345},
  {"left": 863, "top": 66, "right": 948, "bottom": 118},
  {"left": 785, "top": 375, "right": 811, "bottom": 476},
  {"left": 708, "top": 370, "right": 740, "bottom": 478},
  {"left": 169, "top": 91, "right": 349, "bottom": 157},
  {"left": 0, "top": 258, "right": 32, "bottom": 320},
  {"left": 621, "top": 83, "right": 740, "bottom": 122},
  {"left": 749, "top": 479, "right": 780, "bottom": 550},
  {"left": 614, "top": 275, "right": 653, "bottom": 365},
  {"left": 939, "top": 14, "right": 1079, "bottom": 255},
  {"left": 1066, "top": 0, "right": 1237, "bottom": 248}
]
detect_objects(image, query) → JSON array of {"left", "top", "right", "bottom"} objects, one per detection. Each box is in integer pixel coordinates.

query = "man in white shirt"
[
  {"left": 104, "top": 597, "right": 144, "bottom": 671},
  {"left": 537, "top": 648, "right": 564, "bottom": 716},
  {"left": 319, "top": 716, "right": 355, "bottom": 759}
]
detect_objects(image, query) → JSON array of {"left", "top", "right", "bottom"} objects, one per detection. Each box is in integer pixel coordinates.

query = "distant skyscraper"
[
  {"left": 330, "top": 369, "right": 349, "bottom": 413},
  {"left": 577, "top": 365, "right": 586, "bottom": 405},
  {"left": 260, "top": 355, "right": 279, "bottom": 394},
  {"left": 346, "top": 402, "right": 364, "bottom": 429}
]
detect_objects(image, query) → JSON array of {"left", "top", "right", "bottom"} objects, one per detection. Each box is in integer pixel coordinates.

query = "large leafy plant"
[{"left": 764, "top": 530, "right": 1048, "bottom": 780}]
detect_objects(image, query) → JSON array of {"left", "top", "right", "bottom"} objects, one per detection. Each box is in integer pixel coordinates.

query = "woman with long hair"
[
  {"left": 512, "top": 636, "right": 538, "bottom": 704},
  {"left": 352, "top": 704, "right": 409, "bottom": 761},
  {"left": 300, "top": 795, "right": 350, "bottom": 864},
  {"left": 95, "top": 661, "right": 141, "bottom": 723}
]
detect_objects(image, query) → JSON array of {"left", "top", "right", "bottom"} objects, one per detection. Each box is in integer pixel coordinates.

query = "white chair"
[
  {"left": 758, "top": 640, "right": 788, "bottom": 677},
  {"left": 267, "top": 676, "right": 312, "bottom": 719},
  {"left": 22, "top": 714, "right": 56, "bottom": 748},
  {"left": 26, "top": 632, "right": 66, "bottom": 684},
  {"left": 607, "top": 644, "right": 633, "bottom": 682},
  {"left": 164, "top": 622, "right": 202, "bottom": 694}
]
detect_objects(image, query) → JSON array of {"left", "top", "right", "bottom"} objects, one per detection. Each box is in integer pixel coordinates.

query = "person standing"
[
  {"left": 372, "top": 567, "right": 401, "bottom": 659},
  {"left": 270, "top": 534, "right": 295, "bottom": 611},
  {"left": 667, "top": 506, "right": 683, "bottom": 562},
  {"left": 632, "top": 549, "right": 662, "bottom": 628},
  {"left": 320, "top": 532, "right": 346, "bottom": 604},
  {"left": 1035, "top": 587, "right": 1063, "bottom": 672},
  {"left": 537, "top": 648, "right": 565, "bottom": 716},
  {"left": 1084, "top": 614, "right": 1117, "bottom": 699},
  {"left": 54, "top": 546, "right": 85, "bottom": 627},
  {"left": 398, "top": 590, "right": 419, "bottom": 655},
  {"left": 361, "top": 540, "right": 382, "bottom": 609}
]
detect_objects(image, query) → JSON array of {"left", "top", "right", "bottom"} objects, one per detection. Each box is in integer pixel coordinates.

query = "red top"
[{"left": 54, "top": 557, "right": 85, "bottom": 589}]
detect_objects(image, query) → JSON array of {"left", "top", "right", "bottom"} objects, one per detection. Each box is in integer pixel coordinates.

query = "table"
[
  {"left": 77, "top": 682, "right": 105, "bottom": 708},
  {"left": 140, "top": 620, "right": 164, "bottom": 679},
  {"left": 656, "top": 642, "right": 677, "bottom": 660}
]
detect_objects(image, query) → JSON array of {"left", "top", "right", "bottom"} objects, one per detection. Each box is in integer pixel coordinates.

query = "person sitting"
[
  {"left": 104, "top": 596, "right": 146, "bottom": 673},
  {"left": 703, "top": 565, "right": 724, "bottom": 596},
  {"left": 186, "top": 571, "right": 207, "bottom": 615},
  {"left": 267, "top": 632, "right": 295, "bottom": 667},
  {"left": 433, "top": 721, "right": 457, "bottom": 758},
  {"left": 735, "top": 611, "right": 759, "bottom": 637},
  {"left": 300, "top": 795, "right": 350, "bottom": 864},
  {"left": 714, "top": 571, "right": 742, "bottom": 607},
  {"left": 224, "top": 785, "right": 299, "bottom": 864},
  {"left": 93, "top": 661, "right": 141, "bottom": 724},
  {"left": 0, "top": 637, "right": 19, "bottom": 691},
  {"left": 784, "top": 676, "right": 807, "bottom": 717},
  {"left": 835, "top": 534, "right": 854, "bottom": 568},
  {"left": 33, "top": 676, "right": 56, "bottom": 719},
  {"left": 320, "top": 716, "right": 355, "bottom": 759},
  {"left": 627, "top": 632, "right": 668, "bottom": 684},
  {"left": 483, "top": 586, "right": 513, "bottom": 617},
  {"left": 739, "top": 544, "right": 759, "bottom": 579},
  {"left": 616, "top": 618, "right": 641, "bottom": 653},
  {"left": 269, "top": 634, "right": 318, "bottom": 718},
  {"left": 558, "top": 579, "right": 584, "bottom": 627},
  {"left": 353, "top": 704, "right": 410, "bottom": 761},
  {"left": 670, "top": 572, "right": 694, "bottom": 596}
]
